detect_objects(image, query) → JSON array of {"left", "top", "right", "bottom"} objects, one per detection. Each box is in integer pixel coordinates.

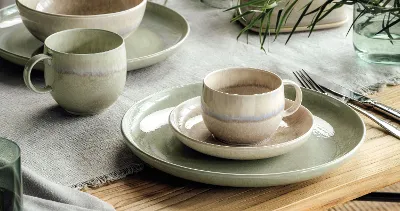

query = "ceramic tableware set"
[
  {"left": 16, "top": 0, "right": 151, "bottom": 114},
  {"left": 121, "top": 80, "right": 365, "bottom": 187},
  {"left": 13, "top": 0, "right": 190, "bottom": 115},
  {"left": 2, "top": 0, "right": 366, "bottom": 187},
  {"left": 121, "top": 68, "right": 364, "bottom": 187},
  {"left": 0, "top": 2, "right": 189, "bottom": 70},
  {"left": 169, "top": 67, "right": 314, "bottom": 160},
  {"left": 1, "top": 0, "right": 190, "bottom": 114}
]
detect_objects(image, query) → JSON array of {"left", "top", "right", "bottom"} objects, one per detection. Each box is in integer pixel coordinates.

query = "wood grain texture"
[
  {"left": 87, "top": 85, "right": 400, "bottom": 211},
  {"left": 330, "top": 182, "right": 400, "bottom": 211}
]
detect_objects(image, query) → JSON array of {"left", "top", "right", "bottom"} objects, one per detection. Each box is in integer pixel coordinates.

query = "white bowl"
[{"left": 16, "top": 0, "right": 147, "bottom": 42}]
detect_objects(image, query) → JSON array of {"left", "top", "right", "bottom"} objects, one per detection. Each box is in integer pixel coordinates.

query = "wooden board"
[
  {"left": 87, "top": 86, "right": 400, "bottom": 211},
  {"left": 331, "top": 182, "right": 400, "bottom": 211}
]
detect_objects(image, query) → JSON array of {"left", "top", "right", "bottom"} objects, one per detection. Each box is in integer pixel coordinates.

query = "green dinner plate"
[{"left": 121, "top": 83, "right": 365, "bottom": 187}]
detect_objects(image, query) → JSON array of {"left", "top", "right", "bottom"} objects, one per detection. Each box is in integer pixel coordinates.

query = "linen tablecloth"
[{"left": 0, "top": 0, "right": 399, "bottom": 210}]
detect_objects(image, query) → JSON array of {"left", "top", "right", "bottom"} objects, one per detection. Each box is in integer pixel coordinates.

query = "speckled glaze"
[
  {"left": 23, "top": 29, "right": 127, "bottom": 115},
  {"left": 121, "top": 83, "right": 366, "bottom": 187},
  {"left": 16, "top": 0, "right": 146, "bottom": 41},
  {"left": 201, "top": 68, "right": 303, "bottom": 145},
  {"left": 169, "top": 96, "right": 314, "bottom": 160}
]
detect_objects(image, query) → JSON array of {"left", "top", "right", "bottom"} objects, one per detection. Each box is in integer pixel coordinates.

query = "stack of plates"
[{"left": 121, "top": 83, "right": 365, "bottom": 187}]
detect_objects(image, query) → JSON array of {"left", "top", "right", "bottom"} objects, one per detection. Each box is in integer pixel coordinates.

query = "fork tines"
[{"left": 293, "top": 70, "right": 325, "bottom": 93}]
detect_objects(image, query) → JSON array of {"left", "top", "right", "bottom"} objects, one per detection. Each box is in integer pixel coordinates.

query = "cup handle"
[
  {"left": 23, "top": 54, "right": 52, "bottom": 94},
  {"left": 282, "top": 79, "right": 303, "bottom": 117}
]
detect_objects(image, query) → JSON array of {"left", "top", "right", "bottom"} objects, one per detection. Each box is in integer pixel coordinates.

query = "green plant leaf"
[
  {"left": 378, "top": 8, "right": 400, "bottom": 13},
  {"left": 286, "top": 1, "right": 313, "bottom": 44},
  {"left": 226, "top": 0, "right": 399, "bottom": 51},
  {"left": 383, "top": 13, "right": 394, "bottom": 44},
  {"left": 275, "top": 9, "right": 283, "bottom": 33},
  {"left": 284, "top": 5, "right": 295, "bottom": 25},
  {"left": 308, "top": 0, "right": 333, "bottom": 37},
  {"left": 236, "top": 12, "right": 265, "bottom": 39},
  {"left": 275, "top": 0, "right": 299, "bottom": 40},
  {"left": 377, "top": 11, "right": 397, "bottom": 45},
  {"left": 316, "top": 3, "right": 343, "bottom": 22},
  {"left": 308, "top": 9, "right": 319, "bottom": 28},
  {"left": 261, "top": 1, "right": 279, "bottom": 9},
  {"left": 382, "top": 0, "right": 393, "bottom": 7},
  {"left": 259, "top": 12, "right": 267, "bottom": 43},
  {"left": 231, "top": 10, "right": 255, "bottom": 22},
  {"left": 346, "top": 7, "right": 366, "bottom": 36},
  {"left": 305, "top": 6, "right": 322, "bottom": 16},
  {"left": 376, "top": 17, "right": 400, "bottom": 34},
  {"left": 338, "top": 1, "right": 357, "bottom": 5},
  {"left": 261, "top": 9, "right": 274, "bottom": 51}
]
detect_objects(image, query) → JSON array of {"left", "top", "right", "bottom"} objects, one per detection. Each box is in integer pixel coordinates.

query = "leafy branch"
[{"left": 226, "top": 0, "right": 400, "bottom": 50}]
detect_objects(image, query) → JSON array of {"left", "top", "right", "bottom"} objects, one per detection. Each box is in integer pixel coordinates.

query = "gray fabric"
[
  {"left": 201, "top": 0, "right": 234, "bottom": 8},
  {"left": 22, "top": 167, "right": 114, "bottom": 211},
  {"left": 0, "top": 59, "right": 144, "bottom": 188},
  {"left": 0, "top": 0, "right": 13, "bottom": 9},
  {"left": 0, "top": 0, "right": 399, "bottom": 210}
]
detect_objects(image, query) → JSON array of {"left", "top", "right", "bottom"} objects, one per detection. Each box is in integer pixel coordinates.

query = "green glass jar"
[
  {"left": 0, "top": 138, "right": 22, "bottom": 211},
  {"left": 353, "top": 2, "right": 400, "bottom": 64}
]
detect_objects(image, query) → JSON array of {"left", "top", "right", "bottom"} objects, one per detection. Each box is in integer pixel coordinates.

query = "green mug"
[{"left": 23, "top": 29, "right": 127, "bottom": 115}]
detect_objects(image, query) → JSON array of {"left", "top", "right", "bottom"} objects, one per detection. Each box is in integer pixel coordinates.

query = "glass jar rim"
[{"left": 0, "top": 138, "right": 21, "bottom": 170}]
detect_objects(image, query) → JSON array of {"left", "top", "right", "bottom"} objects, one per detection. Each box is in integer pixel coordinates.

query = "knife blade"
[{"left": 310, "top": 73, "right": 400, "bottom": 122}]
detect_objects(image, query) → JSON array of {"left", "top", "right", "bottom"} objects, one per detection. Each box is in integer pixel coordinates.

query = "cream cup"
[
  {"left": 23, "top": 28, "right": 127, "bottom": 115},
  {"left": 201, "top": 67, "right": 302, "bottom": 145}
]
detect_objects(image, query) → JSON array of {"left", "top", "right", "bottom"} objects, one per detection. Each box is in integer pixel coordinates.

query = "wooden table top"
[{"left": 87, "top": 86, "right": 400, "bottom": 211}]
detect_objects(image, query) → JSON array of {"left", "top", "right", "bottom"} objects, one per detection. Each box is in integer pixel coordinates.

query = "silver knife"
[{"left": 310, "top": 74, "right": 400, "bottom": 122}]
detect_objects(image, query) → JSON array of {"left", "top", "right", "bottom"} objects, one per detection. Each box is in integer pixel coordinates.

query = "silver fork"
[{"left": 293, "top": 70, "right": 400, "bottom": 139}]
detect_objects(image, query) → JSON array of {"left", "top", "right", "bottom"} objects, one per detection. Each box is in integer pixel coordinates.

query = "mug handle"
[
  {"left": 23, "top": 54, "right": 52, "bottom": 94},
  {"left": 282, "top": 79, "right": 303, "bottom": 117}
]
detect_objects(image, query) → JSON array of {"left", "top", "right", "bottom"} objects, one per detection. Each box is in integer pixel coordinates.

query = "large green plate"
[{"left": 121, "top": 83, "right": 365, "bottom": 187}]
